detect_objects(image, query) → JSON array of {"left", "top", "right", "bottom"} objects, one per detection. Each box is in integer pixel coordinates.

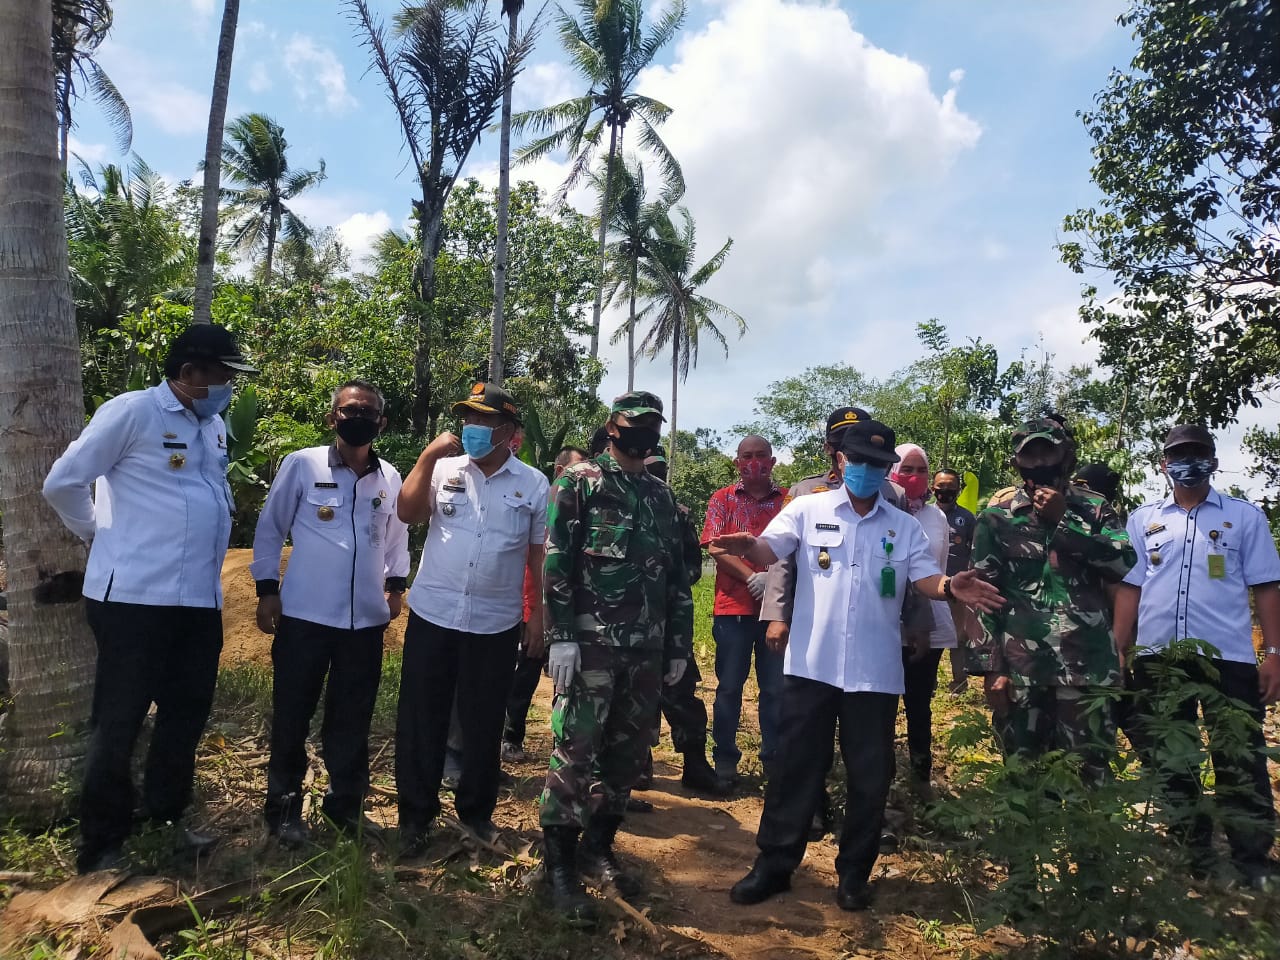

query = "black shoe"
[
  {"left": 270, "top": 819, "right": 310, "bottom": 850},
  {"left": 681, "top": 752, "right": 731, "bottom": 797},
  {"left": 497, "top": 768, "right": 514, "bottom": 787},
  {"left": 77, "top": 845, "right": 128, "bottom": 875},
  {"left": 878, "top": 830, "right": 898, "bottom": 853},
  {"left": 461, "top": 818, "right": 498, "bottom": 844},
  {"left": 729, "top": 863, "right": 791, "bottom": 905},
  {"left": 542, "top": 826, "right": 597, "bottom": 926},
  {"left": 580, "top": 814, "right": 642, "bottom": 899},
  {"left": 625, "top": 796, "right": 654, "bottom": 814},
  {"left": 397, "top": 826, "right": 431, "bottom": 862},
  {"left": 177, "top": 826, "right": 219, "bottom": 859},
  {"left": 808, "top": 810, "right": 827, "bottom": 841},
  {"left": 836, "top": 875, "right": 873, "bottom": 911},
  {"left": 334, "top": 815, "right": 384, "bottom": 844},
  {"left": 1236, "top": 858, "right": 1278, "bottom": 892}
]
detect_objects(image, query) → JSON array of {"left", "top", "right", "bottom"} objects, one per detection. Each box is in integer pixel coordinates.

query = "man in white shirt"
[
  {"left": 251, "top": 380, "right": 410, "bottom": 847},
  {"left": 43, "top": 324, "right": 255, "bottom": 873},
  {"left": 394, "top": 383, "right": 549, "bottom": 857},
  {"left": 1115, "top": 424, "right": 1280, "bottom": 888},
  {"left": 711, "top": 418, "right": 1002, "bottom": 911}
]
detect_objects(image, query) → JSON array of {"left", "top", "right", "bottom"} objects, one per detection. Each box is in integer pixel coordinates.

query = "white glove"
[
  {"left": 664, "top": 658, "right": 687, "bottom": 686},
  {"left": 746, "top": 571, "right": 768, "bottom": 600},
  {"left": 548, "top": 643, "right": 581, "bottom": 693}
]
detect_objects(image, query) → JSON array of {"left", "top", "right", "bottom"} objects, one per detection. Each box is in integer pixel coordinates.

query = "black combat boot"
[
  {"left": 541, "top": 826, "right": 597, "bottom": 925},
  {"left": 579, "top": 814, "right": 642, "bottom": 899},
  {"left": 681, "top": 749, "right": 731, "bottom": 797}
]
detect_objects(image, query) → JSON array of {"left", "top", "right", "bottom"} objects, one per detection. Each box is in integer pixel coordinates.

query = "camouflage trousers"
[
  {"left": 539, "top": 644, "right": 662, "bottom": 829},
  {"left": 993, "top": 684, "right": 1117, "bottom": 785}
]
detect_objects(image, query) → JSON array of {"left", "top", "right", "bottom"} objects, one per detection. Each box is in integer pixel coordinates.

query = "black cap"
[
  {"left": 589, "top": 426, "right": 610, "bottom": 457},
  {"left": 1163, "top": 424, "right": 1215, "bottom": 453},
  {"left": 825, "top": 406, "right": 872, "bottom": 440},
  {"left": 452, "top": 382, "right": 521, "bottom": 424},
  {"left": 838, "top": 419, "right": 899, "bottom": 465},
  {"left": 167, "top": 324, "right": 257, "bottom": 373},
  {"left": 1073, "top": 462, "right": 1120, "bottom": 501}
]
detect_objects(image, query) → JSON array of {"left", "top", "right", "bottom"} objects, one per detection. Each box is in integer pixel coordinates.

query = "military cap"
[
  {"left": 644, "top": 444, "right": 668, "bottom": 465},
  {"left": 168, "top": 323, "right": 258, "bottom": 373},
  {"left": 1012, "top": 417, "right": 1070, "bottom": 454},
  {"left": 611, "top": 390, "right": 666, "bottom": 420},
  {"left": 1163, "top": 424, "right": 1215, "bottom": 453},
  {"left": 826, "top": 406, "right": 872, "bottom": 440},
  {"left": 838, "top": 418, "right": 900, "bottom": 465},
  {"left": 452, "top": 382, "right": 521, "bottom": 424}
]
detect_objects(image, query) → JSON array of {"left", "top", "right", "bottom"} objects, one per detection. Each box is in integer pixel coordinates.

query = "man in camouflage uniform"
[
  {"left": 539, "top": 392, "right": 694, "bottom": 920},
  {"left": 968, "top": 418, "right": 1136, "bottom": 783}
]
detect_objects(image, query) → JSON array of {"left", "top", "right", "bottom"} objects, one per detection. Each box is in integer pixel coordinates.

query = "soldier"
[
  {"left": 539, "top": 392, "right": 693, "bottom": 922},
  {"left": 931, "top": 468, "right": 977, "bottom": 694},
  {"left": 967, "top": 417, "right": 1136, "bottom": 783}
]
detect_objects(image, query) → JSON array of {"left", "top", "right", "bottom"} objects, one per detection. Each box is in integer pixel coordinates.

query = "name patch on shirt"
[
  {"left": 1144, "top": 523, "right": 1166, "bottom": 537},
  {"left": 162, "top": 441, "right": 187, "bottom": 449},
  {"left": 815, "top": 522, "right": 840, "bottom": 531},
  {"left": 442, "top": 484, "right": 466, "bottom": 493},
  {"left": 314, "top": 481, "right": 339, "bottom": 489}
]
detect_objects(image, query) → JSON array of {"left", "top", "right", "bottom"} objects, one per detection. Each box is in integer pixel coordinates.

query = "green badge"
[{"left": 1207, "top": 553, "right": 1226, "bottom": 579}]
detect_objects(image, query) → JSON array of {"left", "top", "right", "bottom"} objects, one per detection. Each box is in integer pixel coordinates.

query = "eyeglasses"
[{"left": 336, "top": 404, "right": 382, "bottom": 421}]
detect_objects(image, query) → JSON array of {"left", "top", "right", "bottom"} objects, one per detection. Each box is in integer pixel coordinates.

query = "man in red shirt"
[{"left": 701, "top": 435, "right": 788, "bottom": 781}]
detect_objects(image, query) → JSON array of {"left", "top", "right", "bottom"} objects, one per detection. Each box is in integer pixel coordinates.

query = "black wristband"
[
  {"left": 942, "top": 576, "right": 956, "bottom": 601},
  {"left": 385, "top": 576, "right": 408, "bottom": 594},
  {"left": 255, "top": 579, "right": 280, "bottom": 598}
]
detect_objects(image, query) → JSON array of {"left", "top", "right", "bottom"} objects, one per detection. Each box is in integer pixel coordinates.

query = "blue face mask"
[
  {"left": 185, "top": 382, "right": 233, "bottom": 420},
  {"left": 1166, "top": 457, "right": 1214, "bottom": 488},
  {"left": 843, "top": 461, "right": 888, "bottom": 499},
  {"left": 462, "top": 423, "right": 498, "bottom": 459}
]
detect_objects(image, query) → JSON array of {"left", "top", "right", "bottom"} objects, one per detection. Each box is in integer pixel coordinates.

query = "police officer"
[
  {"left": 967, "top": 418, "right": 1136, "bottom": 784},
  {"left": 43, "top": 324, "right": 256, "bottom": 873},
  {"left": 713, "top": 418, "right": 1002, "bottom": 911},
  {"left": 394, "top": 383, "right": 549, "bottom": 857},
  {"left": 539, "top": 392, "right": 694, "bottom": 921},
  {"left": 251, "top": 380, "right": 410, "bottom": 847},
  {"left": 1115, "top": 425, "right": 1280, "bottom": 888}
]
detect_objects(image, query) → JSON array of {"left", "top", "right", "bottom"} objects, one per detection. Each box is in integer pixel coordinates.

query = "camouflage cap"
[
  {"left": 1012, "top": 417, "right": 1069, "bottom": 454},
  {"left": 644, "top": 444, "right": 668, "bottom": 465},
  {"left": 611, "top": 390, "right": 666, "bottom": 420}
]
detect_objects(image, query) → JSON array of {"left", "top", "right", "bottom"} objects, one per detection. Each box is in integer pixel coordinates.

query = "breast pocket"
[
  {"left": 805, "top": 526, "right": 846, "bottom": 574},
  {"left": 497, "top": 493, "right": 535, "bottom": 546},
  {"left": 584, "top": 509, "right": 632, "bottom": 560},
  {"left": 306, "top": 489, "right": 344, "bottom": 526},
  {"left": 436, "top": 489, "right": 470, "bottom": 524},
  {"left": 1143, "top": 537, "right": 1173, "bottom": 577}
]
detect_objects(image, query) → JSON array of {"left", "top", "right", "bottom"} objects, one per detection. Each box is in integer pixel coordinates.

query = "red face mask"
[
  {"left": 738, "top": 459, "right": 773, "bottom": 483},
  {"left": 893, "top": 472, "right": 929, "bottom": 500}
]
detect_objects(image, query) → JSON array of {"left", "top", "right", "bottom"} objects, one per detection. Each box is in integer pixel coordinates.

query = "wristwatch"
[{"left": 1266, "top": 646, "right": 1280, "bottom": 658}]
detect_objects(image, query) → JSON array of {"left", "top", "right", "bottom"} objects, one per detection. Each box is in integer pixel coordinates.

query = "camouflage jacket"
[
  {"left": 544, "top": 452, "right": 693, "bottom": 659},
  {"left": 968, "top": 484, "right": 1136, "bottom": 688},
  {"left": 677, "top": 505, "right": 703, "bottom": 588}
]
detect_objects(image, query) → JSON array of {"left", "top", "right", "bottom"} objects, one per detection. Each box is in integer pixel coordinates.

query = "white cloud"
[
  {"left": 133, "top": 84, "right": 209, "bottom": 136},
  {"left": 190, "top": 0, "right": 215, "bottom": 16},
  {"left": 284, "top": 35, "right": 357, "bottom": 114},
  {"left": 948, "top": 67, "right": 966, "bottom": 85},
  {"left": 513, "top": 61, "right": 578, "bottom": 113},
  {"left": 67, "top": 134, "right": 111, "bottom": 168},
  {"left": 336, "top": 210, "right": 394, "bottom": 268},
  {"left": 247, "top": 61, "right": 272, "bottom": 94}
]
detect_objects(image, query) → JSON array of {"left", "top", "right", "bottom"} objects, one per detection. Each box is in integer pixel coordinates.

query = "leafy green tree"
[
  {"left": 219, "top": 112, "right": 326, "bottom": 285},
  {"left": 511, "top": 0, "right": 686, "bottom": 360},
  {"left": 628, "top": 206, "right": 744, "bottom": 476},
  {"left": 65, "top": 158, "right": 196, "bottom": 333},
  {"left": 52, "top": 0, "right": 131, "bottom": 174},
  {"left": 1059, "top": 0, "right": 1280, "bottom": 427},
  {"left": 668, "top": 428, "right": 736, "bottom": 531}
]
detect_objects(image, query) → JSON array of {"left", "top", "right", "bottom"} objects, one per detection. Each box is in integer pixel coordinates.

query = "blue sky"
[{"left": 68, "top": 0, "right": 1274, "bottom": 492}]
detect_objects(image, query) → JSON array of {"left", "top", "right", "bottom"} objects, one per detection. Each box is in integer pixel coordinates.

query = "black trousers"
[
  {"left": 264, "top": 615, "right": 385, "bottom": 828},
  {"left": 1130, "top": 653, "right": 1276, "bottom": 866},
  {"left": 503, "top": 631, "right": 546, "bottom": 747},
  {"left": 658, "top": 656, "right": 709, "bottom": 754},
  {"left": 900, "top": 647, "right": 944, "bottom": 778},
  {"left": 395, "top": 612, "right": 519, "bottom": 830},
  {"left": 755, "top": 676, "right": 896, "bottom": 888},
  {"left": 80, "top": 599, "right": 222, "bottom": 861}
]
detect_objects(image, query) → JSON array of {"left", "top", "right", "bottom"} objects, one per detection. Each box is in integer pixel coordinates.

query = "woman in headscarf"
[{"left": 890, "top": 443, "right": 955, "bottom": 800}]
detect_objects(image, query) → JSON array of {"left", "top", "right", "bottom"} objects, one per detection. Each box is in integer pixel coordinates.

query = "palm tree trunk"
[
  {"left": 412, "top": 192, "right": 446, "bottom": 434},
  {"left": 193, "top": 0, "right": 240, "bottom": 326},
  {"left": 669, "top": 334, "right": 679, "bottom": 477},
  {"left": 627, "top": 263, "right": 637, "bottom": 392},
  {"left": 0, "top": 0, "right": 98, "bottom": 824},
  {"left": 263, "top": 204, "right": 278, "bottom": 286},
  {"left": 488, "top": 7, "right": 519, "bottom": 385},
  {"left": 589, "top": 121, "right": 619, "bottom": 360},
  {"left": 58, "top": 56, "right": 72, "bottom": 179}
]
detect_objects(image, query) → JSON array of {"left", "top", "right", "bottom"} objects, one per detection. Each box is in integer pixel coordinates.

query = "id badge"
[
  {"left": 880, "top": 564, "right": 896, "bottom": 598},
  {"left": 1207, "top": 553, "right": 1225, "bottom": 579}
]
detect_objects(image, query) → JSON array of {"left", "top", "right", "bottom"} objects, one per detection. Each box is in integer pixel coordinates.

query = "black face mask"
[
  {"left": 335, "top": 416, "right": 380, "bottom": 448},
  {"left": 1018, "top": 463, "right": 1064, "bottom": 488},
  {"left": 933, "top": 490, "right": 958, "bottom": 505},
  {"left": 612, "top": 425, "right": 660, "bottom": 459}
]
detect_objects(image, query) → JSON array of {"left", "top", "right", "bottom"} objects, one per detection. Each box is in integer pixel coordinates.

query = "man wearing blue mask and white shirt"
[
  {"left": 394, "top": 382, "right": 549, "bottom": 858},
  {"left": 711, "top": 418, "right": 1003, "bottom": 912},
  {"left": 251, "top": 379, "right": 411, "bottom": 848},
  {"left": 43, "top": 324, "right": 256, "bottom": 873},
  {"left": 1114, "top": 424, "right": 1280, "bottom": 889}
]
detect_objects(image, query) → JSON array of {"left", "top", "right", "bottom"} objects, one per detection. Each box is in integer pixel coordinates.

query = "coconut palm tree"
[
  {"left": 511, "top": 0, "right": 686, "bottom": 360},
  {"left": 0, "top": 0, "right": 98, "bottom": 823},
  {"left": 488, "top": 0, "right": 525, "bottom": 384},
  {"left": 52, "top": 0, "right": 132, "bottom": 175},
  {"left": 219, "top": 112, "right": 326, "bottom": 285},
  {"left": 600, "top": 155, "right": 679, "bottom": 390},
  {"left": 193, "top": 0, "right": 240, "bottom": 325},
  {"left": 632, "top": 207, "right": 745, "bottom": 475}
]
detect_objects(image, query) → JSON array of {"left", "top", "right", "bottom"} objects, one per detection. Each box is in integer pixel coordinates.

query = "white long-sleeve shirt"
[
  {"left": 43, "top": 383, "right": 234, "bottom": 609},
  {"left": 250, "top": 445, "right": 411, "bottom": 630}
]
